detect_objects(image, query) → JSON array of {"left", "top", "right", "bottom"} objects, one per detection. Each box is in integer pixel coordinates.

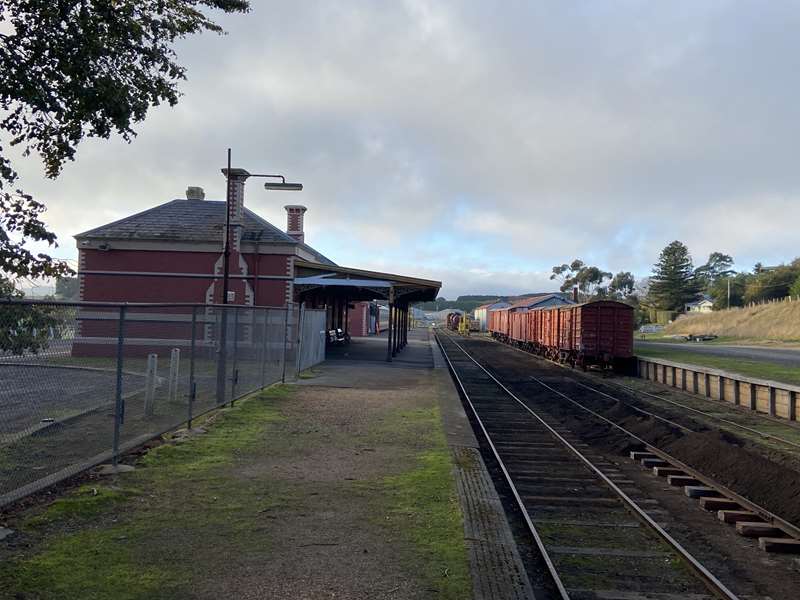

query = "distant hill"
[
  {"left": 415, "top": 291, "right": 566, "bottom": 313},
  {"left": 455, "top": 295, "right": 501, "bottom": 302},
  {"left": 665, "top": 300, "right": 800, "bottom": 341}
]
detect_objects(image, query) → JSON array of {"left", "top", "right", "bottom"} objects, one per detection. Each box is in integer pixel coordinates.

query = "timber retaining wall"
[{"left": 636, "top": 357, "right": 799, "bottom": 422}]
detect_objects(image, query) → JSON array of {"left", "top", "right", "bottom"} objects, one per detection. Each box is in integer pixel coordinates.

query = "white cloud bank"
[{"left": 12, "top": 0, "right": 800, "bottom": 297}]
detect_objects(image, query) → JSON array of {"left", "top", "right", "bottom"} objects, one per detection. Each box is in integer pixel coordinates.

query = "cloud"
[{"left": 11, "top": 1, "right": 800, "bottom": 297}]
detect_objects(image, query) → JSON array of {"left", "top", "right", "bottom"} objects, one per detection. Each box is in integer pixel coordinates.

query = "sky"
[{"left": 12, "top": 1, "right": 800, "bottom": 298}]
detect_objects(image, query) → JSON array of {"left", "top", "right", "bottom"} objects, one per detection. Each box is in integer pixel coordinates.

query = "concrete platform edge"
[{"left": 430, "top": 333, "right": 536, "bottom": 600}]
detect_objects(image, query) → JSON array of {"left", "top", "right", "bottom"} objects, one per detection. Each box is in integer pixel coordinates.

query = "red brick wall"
[
  {"left": 347, "top": 302, "right": 370, "bottom": 337},
  {"left": 80, "top": 248, "right": 291, "bottom": 307},
  {"left": 82, "top": 249, "right": 216, "bottom": 273},
  {"left": 75, "top": 247, "right": 292, "bottom": 357}
]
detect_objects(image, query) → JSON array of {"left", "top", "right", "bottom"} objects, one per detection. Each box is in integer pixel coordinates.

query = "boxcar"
[
  {"left": 556, "top": 300, "right": 634, "bottom": 370},
  {"left": 488, "top": 307, "right": 510, "bottom": 341},
  {"left": 489, "top": 299, "right": 634, "bottom": 373},
  {"left": 510, "top": 310, "right": 526, "bottom": 343}
]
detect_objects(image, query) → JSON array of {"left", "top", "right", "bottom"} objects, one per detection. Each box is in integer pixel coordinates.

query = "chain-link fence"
[{"left": 0, "top": 301, "right": 325, "bottom": 508}]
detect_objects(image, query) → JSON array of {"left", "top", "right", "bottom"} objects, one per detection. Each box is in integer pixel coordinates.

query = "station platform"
[
  {"left": 324, "top": 329, "right": 436, "bottom": 367},
  {"left": 306, "top": 328, "right": 534, "bottom": 599}
]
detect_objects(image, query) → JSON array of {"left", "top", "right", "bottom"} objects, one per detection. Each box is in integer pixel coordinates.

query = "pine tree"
[{"left": 649, "top": 241, "right": 700, "bottom": 311}]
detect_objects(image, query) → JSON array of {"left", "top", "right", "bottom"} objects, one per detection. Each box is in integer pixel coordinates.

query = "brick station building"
[
  {"left": 76, "top": 172, "right": 334, "bottom": 309},
  {"left": 74, "top": 168, "right": 439, "bottom": 356}
]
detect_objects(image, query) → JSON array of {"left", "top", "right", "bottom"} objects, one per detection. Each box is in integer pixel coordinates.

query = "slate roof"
[
  {"left": 497, "top": 293, "right": 572, "bottom": 311},
  {"left": 75, "top": 199, "right": 336, "bottom": 265},
  {"left": 474, "top": 300, "right": 500, "bottom": 311},
  {"left": 475, "top": 300, "right": 510, "bottom": 311}
]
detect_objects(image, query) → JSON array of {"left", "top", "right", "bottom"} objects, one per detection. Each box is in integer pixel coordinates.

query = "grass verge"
[
  {"left": 634, "top": 346, "right": 800, "bottom": 386},
  {"left": 377, "top": 406, "right": 471, "bottom": 599},
  {"left": 0, "top": 385, "right": 290, "bottom": 600},
  {"left": 1, "top": 382, "right": 472, "bottom": 600}
]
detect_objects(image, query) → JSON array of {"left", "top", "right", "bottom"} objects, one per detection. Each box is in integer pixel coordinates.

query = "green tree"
[
  {"left": 55, "top": 276, "right": 80, "bottom": 301},
  {"left": 0, "top": 278, "right": 64, "bottom": 354},
  {"left": 743, "top": 261, "right": 800, "bottom": 304},
  {"left": 648, "top": 241, "right": 700, "bottom": 311},
  {"left": 790, "top": 274, "right": 800, "bottom": 299},
  {"left": 709, "top": 272, "right": 750, "bottom": 310},
  {"left": 550, "top": 259, "right": 612, "bottom": 300},
  {"left": 694, "top": 252, "right": 735, "bottom": 292},
  {"left": 1, "top": 0, "right": 250, "bottom": 279},
  {"left": 608, "top": 271, "right": 635, "bottom": 299}
]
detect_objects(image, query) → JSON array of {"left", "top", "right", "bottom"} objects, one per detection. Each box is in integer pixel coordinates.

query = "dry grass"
[{"left": 664, "top": 299, "right": 800, "bottom": 341}]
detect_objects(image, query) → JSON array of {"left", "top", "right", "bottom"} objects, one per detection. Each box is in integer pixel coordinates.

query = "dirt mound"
[
  {"left": 560, "top": 397, "right": 800, "bottom": 527},
  {"left": 663, "top": 431, "right": 800, "bottom": 525}
]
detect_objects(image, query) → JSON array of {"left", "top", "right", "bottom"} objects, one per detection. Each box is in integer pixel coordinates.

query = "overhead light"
[{"left": 264, "top": 181, "right": 303, "bottom": 191}]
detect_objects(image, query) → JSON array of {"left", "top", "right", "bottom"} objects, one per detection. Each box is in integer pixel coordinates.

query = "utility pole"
[
  {"left": 222, "top": 148, "right": 232, "bottom": 305},
  {"left": 727, "top": 277, "right": 731, "bottom": 310},
  {"left": 217, "top": 148, "right": 233, "bottom": 405}
]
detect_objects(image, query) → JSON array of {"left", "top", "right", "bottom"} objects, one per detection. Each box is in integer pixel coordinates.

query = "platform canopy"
[{"left": 294, "top": 260, "right": 441, "bottom": 303}]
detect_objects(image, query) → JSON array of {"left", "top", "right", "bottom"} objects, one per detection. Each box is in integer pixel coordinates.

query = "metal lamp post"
[{"left": 217, "top": 148, "right": 303, "bottom": 405}]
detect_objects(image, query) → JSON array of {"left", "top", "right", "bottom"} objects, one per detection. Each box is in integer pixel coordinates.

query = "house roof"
[
  {"left": 475, "top": 300, "right": 512, "bottom": 311},
  {"left": 686, "top": 298, "right": 713, "bottom": 306},
  {"left": 490, "top": 293, "right": 573, "bottom": 311},
  {"left": 474, "top": 300, "right": 500, "bottom": 311},
  {"left": 75, "top": 199, "right": 335, "bottom": 265},
  {"left": 505, "top": 293, "right": 569, "bottom": 310}
]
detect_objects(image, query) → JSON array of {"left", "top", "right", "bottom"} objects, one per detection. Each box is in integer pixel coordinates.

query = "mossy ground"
[
  {"left": 374, "top": 407, "right": 471, "bottom": 597},
  {"left": 0, "top": 382, "right": 471, "bottom": 599}
]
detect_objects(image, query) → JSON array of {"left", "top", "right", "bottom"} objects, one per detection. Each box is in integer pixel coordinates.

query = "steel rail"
[
  {"left": 439, "top": 331, "right": 740, "bottom": 600},
  {"left": 491, "top": 335, "right": 800, "bottom": 451},
  {"left": 527, "top": 375, "right": 800, "bottom": 545},
  {"left": 571, "top": 381, "right": 694, "bottom": 433},
  {"left": 434, "top": 333, "right": 570, "bottom": 599},
  {"left": 596, "top": 379, "right": 800, "bottom": 451}
]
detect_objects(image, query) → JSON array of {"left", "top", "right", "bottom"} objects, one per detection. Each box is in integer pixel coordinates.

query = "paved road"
[{"left": 635, "top": 341, "right": 800, "bottom": 368}]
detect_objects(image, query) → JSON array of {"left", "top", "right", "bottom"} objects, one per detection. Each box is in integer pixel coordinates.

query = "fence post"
[
  {"left": 168, "top": 348, "right": 180, "bottom": 403},
  {"left": 144, "top": 353, "right": 158, "bottom": 416},
  {"left": 261, "top": 307, "right": 269, "bottom": 389},
  {"left": 188, "top": 306, "right": 197, "bottom": 429},
  {"left": 231, "top": 307, "right": 240, "bottom": 405},
  {"left": 281, "top": 304, "right": 290, "bottom": 384},
  {"left": 216, "top": 307, "right": 228, "bottom": 406},
  {"left": 295, "top": 303, "right": 305, "bottom": 376},
  {"left": 112, "top": 306, "right": 127, "bottom": 467}
]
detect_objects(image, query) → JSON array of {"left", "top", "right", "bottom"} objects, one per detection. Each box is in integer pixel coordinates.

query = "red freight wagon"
[
  {"left": 488, "top": 307, "right": 510, "bottom": 340},
  {"left": 490, "top": 299, "right": 634, "bottom": 373},
  {"left": 540, "top": 306, "right": 560, "bottom": 358},
  {"left": 528, "top": 308, "right": 546, "bottom": 352},
  {"left": 510, "top": 311, "right": 526, "bottom": 343},
  {"left": 557, "top": 301, "right": 634, "bottom": 370}
]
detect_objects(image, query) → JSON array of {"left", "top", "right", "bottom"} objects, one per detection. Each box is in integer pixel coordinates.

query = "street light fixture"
[
  {"left": 221, "top": 150, "right": 304, "bottom": 306},
  {"left": 260, "top": 175, "right": 303, "bottom": 191}
]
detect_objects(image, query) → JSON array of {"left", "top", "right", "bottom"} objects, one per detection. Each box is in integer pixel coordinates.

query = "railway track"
[
  {"left": 435, "top": 330, "right": 740, "bottom": 600},
  {"left": 479, "top": 333, "right": 800, "bottom": 547},
  {"left": 495, "top": 333, "right": 800, "bottom": 453},
  {"left": 586, "top": 377, "right": 800, "bottom": 451}
]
